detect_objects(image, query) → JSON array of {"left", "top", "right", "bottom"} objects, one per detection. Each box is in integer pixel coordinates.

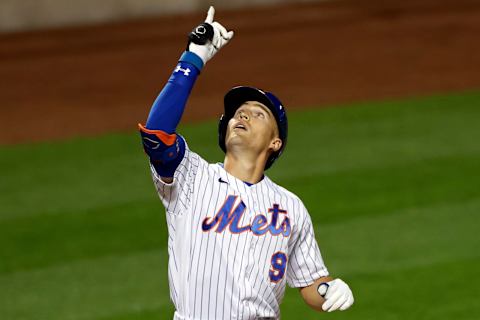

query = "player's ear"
[{"left": 269, "top": 138, "right": 282, "bottom": 153}]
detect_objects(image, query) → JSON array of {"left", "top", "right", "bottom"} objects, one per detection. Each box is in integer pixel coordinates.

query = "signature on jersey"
[{"left": 202, "top": 195, "right": 291, "bottom": 237}]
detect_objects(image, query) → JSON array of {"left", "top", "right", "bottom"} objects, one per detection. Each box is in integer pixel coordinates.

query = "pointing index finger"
[{"left": 205, "top": 6, "right": 215, "bottom": 23}]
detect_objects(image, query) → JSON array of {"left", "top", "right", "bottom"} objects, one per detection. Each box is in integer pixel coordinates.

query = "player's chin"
[
  {"left": 226, "top": 134, "right": 248, "bottom": 149},
  {"left": 227, "top": 130, "right": 248, "bottom": 141}
]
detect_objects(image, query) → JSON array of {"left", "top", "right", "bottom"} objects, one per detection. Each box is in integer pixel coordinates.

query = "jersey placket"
[
  {"left": 241, "top": 187, "right": 262, "bottom": 320},
  {"left": 222, "top": 177, "right": 252, "bottom": 320},
  {"left": 239, "top": 188, "right": 255, "bottom": 279}
]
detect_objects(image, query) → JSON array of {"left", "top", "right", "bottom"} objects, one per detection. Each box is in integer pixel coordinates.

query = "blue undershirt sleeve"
[
  {"left": 145, "top": 51, "right": 204, "bottom": 132},
  {"left": 140, "top": 51, "right": 204, "bottom": 177}
]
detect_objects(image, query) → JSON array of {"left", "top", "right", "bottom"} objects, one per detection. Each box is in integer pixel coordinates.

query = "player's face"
[{"left": 226, "top": 101, "right": 282, "bottom": 155}]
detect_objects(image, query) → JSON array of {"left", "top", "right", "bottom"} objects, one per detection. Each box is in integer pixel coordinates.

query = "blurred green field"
[{"left": 1, "top": 91, "right": 480, "bottom": 320}]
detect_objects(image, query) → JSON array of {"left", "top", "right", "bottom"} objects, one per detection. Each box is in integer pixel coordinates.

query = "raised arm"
[{"left": 138, "top": 6, "right": 233, "bottom": 183}]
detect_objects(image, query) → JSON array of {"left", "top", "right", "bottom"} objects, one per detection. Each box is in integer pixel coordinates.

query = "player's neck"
[{"left": 224, "top": 152, "right": 266, "bottom": 184}]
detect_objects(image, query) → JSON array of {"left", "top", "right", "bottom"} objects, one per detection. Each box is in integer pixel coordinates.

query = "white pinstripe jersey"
[{"left": 150, "top": 142, "right": 329, "bottom": 320}]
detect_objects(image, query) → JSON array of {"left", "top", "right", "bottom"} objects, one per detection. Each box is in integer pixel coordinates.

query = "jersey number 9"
[{"left": 269, "top": 252, "right": 287, "bottom": 282}]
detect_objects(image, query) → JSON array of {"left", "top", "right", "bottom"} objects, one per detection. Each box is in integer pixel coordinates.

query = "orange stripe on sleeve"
[{"left": 138, "top": 123, "right": 177, "bottom": 145}]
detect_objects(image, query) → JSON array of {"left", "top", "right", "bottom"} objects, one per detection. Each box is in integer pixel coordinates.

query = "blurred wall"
[{"left": 0, "top": 0, "right": 324, "bottom": 32}]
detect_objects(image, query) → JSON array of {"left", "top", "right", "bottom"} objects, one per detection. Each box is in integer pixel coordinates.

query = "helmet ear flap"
[
  {"left": 265, "top": 154, "right": 276, "bottom": 170},
  {"left": 218, "top": 114, "right": 228, "bottom": 153}
]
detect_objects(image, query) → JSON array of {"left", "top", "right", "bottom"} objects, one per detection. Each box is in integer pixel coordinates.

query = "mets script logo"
[{"left": 202, "top": 195, "right": 291, "bottom": 237}]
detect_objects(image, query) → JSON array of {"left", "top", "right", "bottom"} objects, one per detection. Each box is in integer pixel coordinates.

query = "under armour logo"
[{"left": 174, "top": 65, "right": 191, "bottom": 76}]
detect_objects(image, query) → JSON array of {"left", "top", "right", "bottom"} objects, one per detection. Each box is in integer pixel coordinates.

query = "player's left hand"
[
  {"left": 187, "top": 6, "right": 234, "bottom": 65},
  {"left": 318, "top": 278, "right": 354, "bottom": 312}
]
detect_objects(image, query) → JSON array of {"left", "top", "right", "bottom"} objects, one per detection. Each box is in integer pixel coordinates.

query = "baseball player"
[{"left": 139, "top": 7, "right": 354, "bottom": 319}]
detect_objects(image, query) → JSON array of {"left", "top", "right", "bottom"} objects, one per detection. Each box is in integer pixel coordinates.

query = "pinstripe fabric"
[{"left": 149, "top": 144, "right": 329, "bottom": 320}]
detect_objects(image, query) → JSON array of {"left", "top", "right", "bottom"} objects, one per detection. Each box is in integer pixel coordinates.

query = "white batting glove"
[
  {"left": 317, "top": 278, "right": 354, "bottom": 312},
  {"left": 187, "top": 6, "right": 234, "bottom": 65}
]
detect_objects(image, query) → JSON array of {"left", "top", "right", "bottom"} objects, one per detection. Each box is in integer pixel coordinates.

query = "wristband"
[{"left": 179, "top": 51, "right": 204, "bottom": 72}]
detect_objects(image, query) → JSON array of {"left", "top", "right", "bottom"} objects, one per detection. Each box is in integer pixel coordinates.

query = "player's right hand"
[
  {"left": 187, "top": 6, "right": 234, "bottom": 65},
  {"left": 318, "top": 278, "right": 354, "bottom": 312}
]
